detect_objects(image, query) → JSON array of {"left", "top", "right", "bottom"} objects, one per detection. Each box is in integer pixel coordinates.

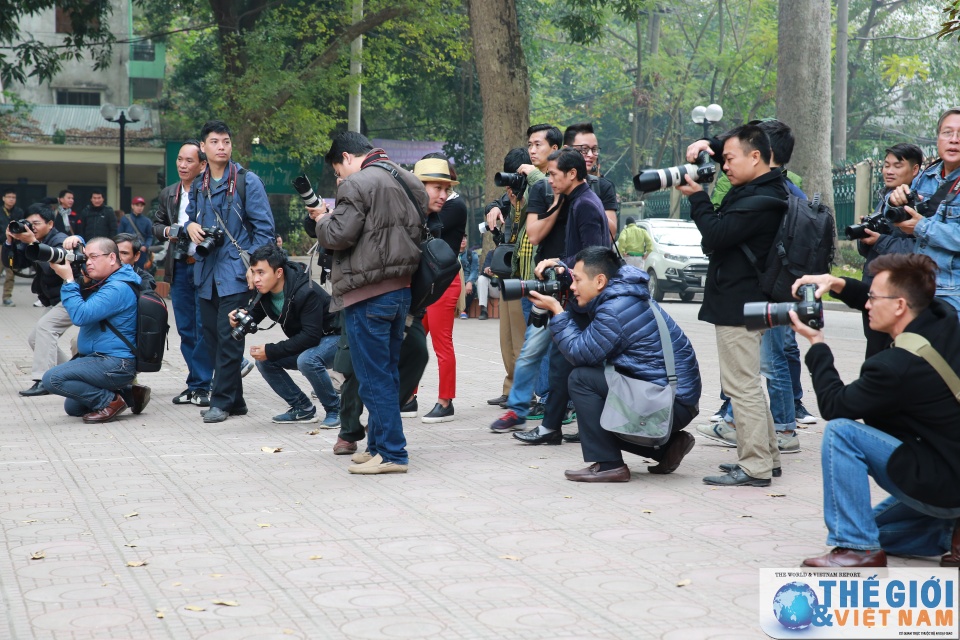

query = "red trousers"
[{"left": 421, "top": 275, "right": 461, "bottom": 400}]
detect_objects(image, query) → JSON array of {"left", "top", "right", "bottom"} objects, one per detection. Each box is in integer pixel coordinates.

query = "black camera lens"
[
  {"left": 634, "top": 151, "right": 716, "bottom": 193},
  {"left": 195, "top": 227, "right": 224, "bottom": 258},
  {"left": 8, "top": 219, "right": 32, "bottom": 234},
  {"left": 743, "top": 284, "right": 823, "bottom": 331},
  {"left": 293, "top": 174, "right": 321, "bottom": 209}
]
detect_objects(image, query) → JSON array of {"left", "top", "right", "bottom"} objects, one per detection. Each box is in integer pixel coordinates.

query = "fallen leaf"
[
  {"left": 209, "top": 573, "right": 223, "bottom": 578},
  {"left": 738, "top": 515, "right": 753, "bottom": 518},
  {"left": 124, "top": 543, "right": 137, "bottom": 547},
  {"left": 306, "top": 429, "right": 320, "bottom": 436},
  {"left": 498, "top": 555, "right": 522, "bottom": 561},
  {"left": 308, "top": 555, "right": 323, "bottom": 560},
  {"left": 155, "top": 609, "right": 165, "bottom": 619},
  {"left": 184, "top": 605, "right": 205, "bottom": 612},
  {"left": 528, "top": 465, "right": 539, "bottom": 469},
  {"left": 30, "top": 550, "right": 45, "bottom": 560},
  {"left": 767, "top": 493, "right": 786, "bottom": 498},
  {"left": 21, "top": 519, "right": 37, "bottom": 524},
  {"left": 212, "top": 599, "right": 239, "bottom": 607},
  {"left": 172, "top": 582, "right": 182, "bottom": 587},
  {"left": 563, "top": 496, "right": 572, "bottom": 499},
  {"left": 257, "top": 523, "right": 271, "bottom": 528},
  {"left": 81, "top": 532, "right": 92, "bottom": 536},
  {"left": 641, "top": 509, "right": 653, "bottom": 514},
  {"left": 261, "top": 446, "right": 282, "bottom": 453},
  {"left": 677, "top": 578, "right": 692, "bottom": 587},
  {"left": 294, "top": 501, "right": 302, "bottom": 505},
  {"left": 124, "top": 512, "right": 139, "bottom": 518},
  {"left": 126, "top": 560, "right": 148, "bottom": 567},
  {"left": 538, "top": 456, "right": 547, "bottom": 459},
  {"left": 282, "top": 631, "right": 296, "bottom": 636}
]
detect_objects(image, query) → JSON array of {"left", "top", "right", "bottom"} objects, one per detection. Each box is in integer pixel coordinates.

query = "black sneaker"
[
  {"left": 400, "top": 395, "right": 418, "bottom": 418},
  {"left": 528, "top": 402, "right": 545, "bottom": 420},
  {"left": 19, "top": 381, "right": 49, "bottom": 397},
  {"left": 172, "top": 389, "right": 194, "bottom": 405},
  {"left": 191, "top": 390, "right": 211, "bottom": 407},
  {"left": 422, "top": 402, "right": 455, "bottom": 423}
]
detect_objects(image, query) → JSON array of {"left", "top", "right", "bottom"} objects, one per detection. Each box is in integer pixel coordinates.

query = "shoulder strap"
[
  {"left": 102, "top": 280, "right": 140, "bottom": 354},
  {"left": 236, "top": 167, "right": 246, "bottom": 206},
  {"left": 368, "top": 161, "right": 428, "bottom": 228},
  {"left": 124, "top": 214, "right": 145, "bottom": 243},
  {"left": 648, "top": 302, "right": 677, "bottom": 389},
  {"left": 894, "top": 332, "right": 960, "bottom": 404}
]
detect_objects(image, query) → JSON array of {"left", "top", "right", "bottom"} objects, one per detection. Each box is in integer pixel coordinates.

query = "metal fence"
[
  {"left": 832, "top": 167, "right": 858, "bottom": 235},
  {"left": 641, "top": 190, "right": 691, "bottom": 219}
]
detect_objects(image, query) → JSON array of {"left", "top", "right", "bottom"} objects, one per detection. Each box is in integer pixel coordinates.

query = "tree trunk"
[
  {"left": 467, "top": 0, "right": 530, "bottom": 198},
  {"left": 777, "top": 0, "right": 833, "bottom": 210},
  {"left": 832, "top": 0, "right": 849, "bottom": 164}
]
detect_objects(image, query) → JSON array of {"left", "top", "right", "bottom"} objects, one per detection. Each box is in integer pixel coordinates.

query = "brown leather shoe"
[
  {"left": 82, "top": 394, "right": 128, "bottom": 424},
  {"left": 564, "top": 463, "right": 630, "bottom": 483},
  {"left": 648, "top": 430, "right": 695, "bottom": 475},
  {"left": 333, "top": 437, "right": 357, "bottom": 455},
  {"left": 130, "top": 384, "right": 151, "bottom": 415},
  {"left": 940, "top": 521, "right": 960, "bottom": 567},
  {"left": 802, "top": 547, "right": 887, "bottom": 568}
]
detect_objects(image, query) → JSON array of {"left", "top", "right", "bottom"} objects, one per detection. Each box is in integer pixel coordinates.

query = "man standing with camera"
[
  {"left": 790, "top": 255, "right": 960, "bottom": 567},
  {"left": 676, "top": 124, "right": 787, "bottom": 486},
  {"left": 230, "top": 243, "right": 340, "bottom": 427},
  {"left": 154, "top": 140, "right": 214, "bottom": 408},
  {"left": 314, "top": 131, "right": 425, "bottom": 475},
  {"left": 1, "top": 188, "right": 23, "bottom": 306},
  {"left": 183, "top": 120, "right": 276, "bottom": 423},
  {"left": 3, "top": 205, "right": 70, "bottom": 397}
]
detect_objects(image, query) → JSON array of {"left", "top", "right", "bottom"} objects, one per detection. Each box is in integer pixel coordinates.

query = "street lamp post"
[
  {"left": 100, "top": 104, "right": 144, "bottom": 210},
  {"left": 691, "top": 103, "right": 723, "bottom": 139}
]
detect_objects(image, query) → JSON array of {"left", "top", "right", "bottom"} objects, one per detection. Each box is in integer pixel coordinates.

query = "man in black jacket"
[
  {"left": 230, "top": 243, "right": 340, "bottom": 426},
  {"left": 790, "top": 254, "right": 960, "bottom": 568},
  {"left": 677, "top": 124, "right": 787, "bottom": 487},
  {"left": 76, "top": 190, "right": 117, "bottom": 241},
  {"left": 1, "top": 188, "right": 23, "bottom": 306}
]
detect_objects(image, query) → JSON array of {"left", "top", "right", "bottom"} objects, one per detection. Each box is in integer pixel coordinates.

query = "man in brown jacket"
[{"left": 314, "top": 132, "right": 425, "bottom": 475}]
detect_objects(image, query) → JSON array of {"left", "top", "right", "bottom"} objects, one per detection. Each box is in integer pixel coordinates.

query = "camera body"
[
  {"left": 23, "top": 242, "right": 86, "bottom": 265},
  {"left": 743, "top": 283, "right": 824, "bottom": 332},
  {"left": 292, "top": 174, "right": 322, "bottom": 209},
  {"left": 494, "top": 172, "right": 527, "bottom": 200},
  {"left": 230, "top": 308, "right": 260, "bottom": 341},
  {"left": 8, "top": 219, "right": 33, "bottom": 235},
  {"left": 845, "top": 211, "right": 890, "bottom": 240},
  {"left": 171, "top": 231, "right": 191, "bottom": 262},
  {"left": 884, "top": 190, "right": 932, "bottom": 224},
  {"left": 196, "top": 227, "right": 225, "bottom": 257},
  {"left": 500, "top": 267, "right": 566, "bottom": 327},
  {"left": 633, "top": 150, "right": 717, "bottom": 193}
]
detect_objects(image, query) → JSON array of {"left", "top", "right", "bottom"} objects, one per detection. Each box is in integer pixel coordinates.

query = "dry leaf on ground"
[
  {"left": 261, "top": 446, "right": 282, "bottom": 453},
  {"left": 212, "top": 599, "right": 239, "bottom": 606},
  {"left": 126, "top": 560, "right": 148, "bottom": 567},
  {"left": 30, "top": 551, "right": 45, "bottom": 560},
  {"left": 677, "top": 578, "right": 692, "bottom": 587}
]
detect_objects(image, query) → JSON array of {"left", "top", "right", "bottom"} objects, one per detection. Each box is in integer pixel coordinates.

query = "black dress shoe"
[
  {"left": 486, "top": 394, "right": 508, "bottom": 405},
  {"left": 562, "top": 431, "right": 580, "bottom": 443},
  {"left": 648, "top": 430, "right": 694, "bottom": 475},
  {"left": 19, "top": 381, "right": 49, "bottom": 397},
  {"left": 201, "top": 405, "right": 248, "bottom": 417},
  {"left": 202, "top": 407, "right": 229, "bottom": 423},
  {"left": 130, "top": 384, "right": 151, "bottom": 415},
  {"left": 513, "top": 428, "right": 562, "bottom": 445},
  {"left": 718, "top": 462, "right": 782, "bottom": 478},
  {"left": 564, "top": 463, "right": 630, "bottom": 483}
]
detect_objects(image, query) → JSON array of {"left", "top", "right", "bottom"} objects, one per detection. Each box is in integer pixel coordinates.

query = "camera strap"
[
  {"left": 894, "top": 332, "right": 960, "bottom": 404},
  {"left": 367, "top": 161, "right": 436, "bottom": 240},
  {"left": 201, "top": 164, "right": 251, "bottom": 269}
]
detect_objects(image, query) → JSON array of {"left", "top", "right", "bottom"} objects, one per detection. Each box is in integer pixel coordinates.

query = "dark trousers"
[
  {"left": 199, "top": 286, "right": 248, "bottom": 411},
  {"left": 568, "top": 366, "right": 696, "bottom": 464},
  {"left": 336, "top": 314, "right": 428, "bottom": 443},
  {"left": 541, "top": 307, "right": 590, "bottom": 430},
  {"left": 862, "top": 310, "right": 892, "bottom": 359}
]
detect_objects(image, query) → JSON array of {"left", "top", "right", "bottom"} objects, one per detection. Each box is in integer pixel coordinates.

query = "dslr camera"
[
  {"left": 293, "top": 174, "right": 322, "bottom": 209},
  {"left": 744, "top": 283, "right": 824, "bottom": 331},
  {"left": 196, "top": 226, "right": 225, "bottom": 257},
  {"left": 883, "top": 190, "right": 932, "bottom": 224},
  {"left": 494, "top": 171, "right": 527, "bottom": 201},
  {"left": 500, "top": 267, "right": 566, "bottom": 328},
  {"left": 171, "top": 231, "right": 191, "bottom": 262},
  {"left": 8, "top": 219, "right": 33, "bottom": 235},
  {"left": 24, "top": 242, "right": 86, "bottom": 266},
  {"left": 230, "top": 307, "right": 260, "bottom": 341},
  {"left": 844, "top": 211, "right": 890, "bottom": 241},
  {"left": 634, "top": 150, "right": 717, "bottom": 193}
]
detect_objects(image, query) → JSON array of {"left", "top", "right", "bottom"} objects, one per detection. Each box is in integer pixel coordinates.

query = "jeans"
[
  {"left": 505, "top": 321, "right": 552, "bottom": 418},
  {"left": 256, "top": 335, "right": 340, "bottom": 412},
  {"left": 42, "top": 354, "right": 136, "bottom": 416},
  {"left": 170, "top": 261, "right": 213, "bottom": 392},
  {"left": 542, "top": 307, "right": 591, "bottom": 430},
  {"left": 344, "top": 288, "right": 410, "bottom": 464},
  {"left": 783, "top": 328, "right": 803, "bottom": 402},
  {"left": 521, "top": 297, "right": 552, "bottom": 401},
  {"left": 821, "top": 418, "right": 960, "bottom": 553},
  {"left": 724, "top": 326, "right": 796, "bottom": 432}
]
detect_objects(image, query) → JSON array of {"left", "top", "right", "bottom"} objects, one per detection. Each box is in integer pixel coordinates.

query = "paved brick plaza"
[{"left": 0, "top": 275, "right": 937, "bottom": 639}]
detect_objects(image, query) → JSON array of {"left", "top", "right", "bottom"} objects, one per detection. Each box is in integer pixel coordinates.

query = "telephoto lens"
[
  {"left": 292, "top": 174, "right": 321, "bottom": 209},
  {"left": 633, "top": 151, "right": 717, "bottom": 193},
  {"left": 743, "top": 283, "right": 824, "bottom": 331}
]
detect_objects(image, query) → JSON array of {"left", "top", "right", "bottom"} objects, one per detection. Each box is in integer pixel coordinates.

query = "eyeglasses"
[
  {"left": 866, "top": 292, "right": 902, "bottom": 301},
  {"left": 939, "top": 130, "right": 960, "bottom": 141},
  {"left": 85, "top": 252, "right": 109, "bottom": 261},
  {"left": 572, "top": 145, "right": 600, "bottom": 156}
]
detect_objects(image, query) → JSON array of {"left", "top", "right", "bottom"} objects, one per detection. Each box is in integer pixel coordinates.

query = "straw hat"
[{"left": 413, "top": 158, "right": 459, "bottom": 185}]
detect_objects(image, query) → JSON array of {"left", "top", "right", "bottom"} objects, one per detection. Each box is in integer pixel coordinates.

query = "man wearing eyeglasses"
[
  {"left": 40, "top": 237, "right": 143, "bottom": 424},
  {"left": 563, "top": 123, "right": 619, "bottom": 241},
  {"left": 789, "top": 254, "right": 960, "bottom": 568}
]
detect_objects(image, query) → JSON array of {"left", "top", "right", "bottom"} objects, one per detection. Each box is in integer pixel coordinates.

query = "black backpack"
[
  {"left": 103, "top": 280, "right": 170, "bottom": 372},
  {"left": 737, "top": 193, "right": 837, "bottom": 302}
]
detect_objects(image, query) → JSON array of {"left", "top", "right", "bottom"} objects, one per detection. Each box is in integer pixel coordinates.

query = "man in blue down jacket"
[{"left": 529, "top": 246, "right": 702, "bottom": 482}]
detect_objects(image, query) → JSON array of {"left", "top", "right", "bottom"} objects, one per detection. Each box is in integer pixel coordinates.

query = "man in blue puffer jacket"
[
  {"left": 41, "top": 237, "right": 141, "bottom": 424},
  {"left": 529, "top": 246, "right": 702, "bottom": 482}
]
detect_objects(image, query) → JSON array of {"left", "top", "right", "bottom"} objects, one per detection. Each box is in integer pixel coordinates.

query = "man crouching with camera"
[
  {"left": 791, "top": 254, "right": 960, "bottom": 568},
  {"left": 229, "top": 243, "right": 341, "bottom": 426},
  {"left": 528, "top": 246, "right": 702, "bottom": 482}
]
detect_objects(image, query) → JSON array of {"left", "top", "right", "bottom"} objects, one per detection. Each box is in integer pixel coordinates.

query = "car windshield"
[{"left": 655, "top": 229, "right": 701, "bottom": 247}]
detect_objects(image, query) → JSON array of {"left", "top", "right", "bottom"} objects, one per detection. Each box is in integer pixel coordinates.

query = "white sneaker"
[
  {"left": 777, "top": 431, "right": 801, "bottom": 453},
  {"left": 696, "top": 421, "right": 737, "bottom": 447}
]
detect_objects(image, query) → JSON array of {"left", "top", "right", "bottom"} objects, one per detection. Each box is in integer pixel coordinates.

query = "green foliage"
[{"left": 937, "top": 0, "right": 960, "bottom": 40}]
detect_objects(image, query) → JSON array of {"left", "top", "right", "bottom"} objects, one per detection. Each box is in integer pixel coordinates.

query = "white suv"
[{"left": 637, "top": 219, "right": 708, "bottom": 302}]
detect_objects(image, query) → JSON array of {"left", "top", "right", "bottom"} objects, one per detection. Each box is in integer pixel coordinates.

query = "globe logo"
[{"left": 772, "top": 581, "right": 819, "bottom": 630}]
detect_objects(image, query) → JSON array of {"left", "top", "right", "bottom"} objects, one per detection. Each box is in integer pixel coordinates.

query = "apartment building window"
[{"left": 56, "top": 91, "right": 102, "bottom": 106}]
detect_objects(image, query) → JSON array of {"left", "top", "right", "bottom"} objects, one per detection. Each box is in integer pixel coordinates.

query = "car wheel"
[
  {"left": 680, "top": 290, "right": 695, "bottom": 302},
  {"left": 647, "top": 269, "right": 664, "bottom": 302}
]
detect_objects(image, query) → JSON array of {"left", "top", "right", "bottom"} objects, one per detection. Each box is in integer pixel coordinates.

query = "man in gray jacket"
[{"left": 313, "top": 132, "right": 425, "bottom": 475}]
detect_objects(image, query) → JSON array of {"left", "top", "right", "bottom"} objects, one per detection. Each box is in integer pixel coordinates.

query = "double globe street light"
[
  {"left": 100, "top": 103, "right": 144, "bottom": 210},
  {"left": 691, "top": 103, "right": 723, "bottom": 139}
]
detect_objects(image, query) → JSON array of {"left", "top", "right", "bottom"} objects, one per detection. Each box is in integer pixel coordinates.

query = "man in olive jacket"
[
  {"left": 791, "top": 254, "right": 960, "bottom": 568},
  {"left": 313, "top": 131, "right": 424, "bottom": 475}
]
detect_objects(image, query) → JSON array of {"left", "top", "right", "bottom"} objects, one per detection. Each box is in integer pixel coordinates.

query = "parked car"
[{"left": 638, "top": 219, "right": 708, "bottom": 302}]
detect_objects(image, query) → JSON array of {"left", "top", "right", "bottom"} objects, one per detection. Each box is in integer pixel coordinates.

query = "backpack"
[
  {"left": 103, "top": 280, "right": 170, "bottom": 372},
  {"left": 736, "top": 193, "right": 837, "bottom": 302}
]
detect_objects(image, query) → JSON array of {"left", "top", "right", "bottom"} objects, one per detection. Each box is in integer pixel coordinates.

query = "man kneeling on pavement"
[
  {"left": 230, "top": 242, "right": 341, "bottom": 426},
  {"left": 41, "top": 237, "right": 148, "bottom": 422},
  {"left": 528, "top": 246, "right": 702, "bottom": 482},
  {"left": 791, "top": 254, "right": 960, "bottom": 568}
]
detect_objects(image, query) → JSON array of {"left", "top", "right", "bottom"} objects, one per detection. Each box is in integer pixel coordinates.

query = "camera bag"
[
  {"left": 599, "top": 302, "right": 676, "bottom": 447},
  {"left": 368, "top": 162, "right": 460, "bottom": 315},
  {"left": 102, "top": 280, "right": 170, "bottom": 373}
]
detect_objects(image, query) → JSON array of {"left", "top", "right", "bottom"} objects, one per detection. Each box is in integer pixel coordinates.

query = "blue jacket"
[
  {"left": 118, "top": 212, "right": 155, "bottom": 268},
  {"left": 549, "top": 265, "right": 702, "bottom": 406},
  {"left": 459, "top": 249, "right": 478, "bottom": 286},
  {"left": 62, "top": 264, "right": 141, "bottom": 359},
  {"left": 911, "top": 161, "right": 960, "bottom": 298},
  {"left": 184, "top": 162, "right": 276, "bottom": 299}
]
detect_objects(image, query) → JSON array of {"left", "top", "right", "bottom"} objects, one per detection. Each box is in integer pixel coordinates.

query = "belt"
[{"left": 179, "top": 256, "right": 196, "bottom": 265}]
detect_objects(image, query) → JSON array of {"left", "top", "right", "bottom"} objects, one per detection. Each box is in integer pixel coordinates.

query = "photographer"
[
  {"left": 790, "top": 254, "right": 960, "bottom": 568},
  {"left": 154, "top": 140, "right": 213, "bottom": 407},
  {"left": 230, "top": 243, "right": 340, "bottom": 427},
  {"left": 1, "top": 188, "right": 23, "bottom": 306},
  {"left": 3, "top": 205, "right": 70, "bottom": 397},
  {"left": 183, "top": 120, "right": 276, "bottom": 423},
  {"left": 529, "top": 247, "right": 701, "bottom": 482},
  {"left": 40, "top": 238, "right": 143, "bottom": 423},
  {"left": 889, "top": 108, "right": 960, "bottom": 314},
  {"left": 676, "top": 123, "right": 787, "bottom": 487},
  {"left": 857, "top": 143, "right": 922, "bottom": 356}
]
